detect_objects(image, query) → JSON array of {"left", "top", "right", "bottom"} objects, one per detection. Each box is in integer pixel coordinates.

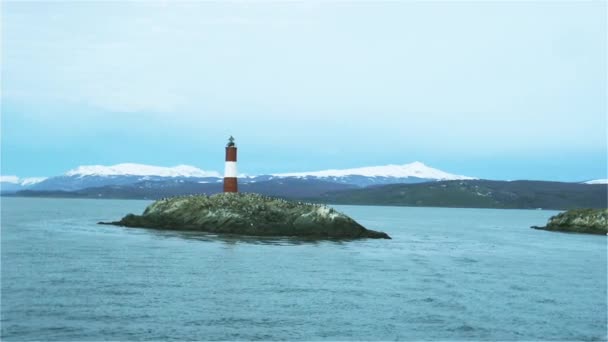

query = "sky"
[{"left": 1, "top": 1, "right": 606, "bottom": 181}]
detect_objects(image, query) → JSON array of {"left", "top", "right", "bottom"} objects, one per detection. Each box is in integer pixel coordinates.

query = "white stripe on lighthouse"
[{"left": 224, "top": 162, "right": 238, "bottom": 178}]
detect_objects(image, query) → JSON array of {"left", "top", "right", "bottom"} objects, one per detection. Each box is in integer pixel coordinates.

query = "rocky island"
[
  {"left": 532, "top": 208, "right": 608, "bottom": 235},
  {"left": 100, "top": 193, "right": 391, "bottom": 239}
]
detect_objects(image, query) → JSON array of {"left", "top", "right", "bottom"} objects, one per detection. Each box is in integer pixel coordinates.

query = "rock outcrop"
[
  {"left": 532, "top": 208, "right": 608, "bottom": 235},
  {"left": 100, "top": 193, "right": 391, "bottom": 239}
]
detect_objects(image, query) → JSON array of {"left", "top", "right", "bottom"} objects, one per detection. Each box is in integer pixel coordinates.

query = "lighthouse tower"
[{"left": 223, "top": 136, "right": 238, "bottom": 193}]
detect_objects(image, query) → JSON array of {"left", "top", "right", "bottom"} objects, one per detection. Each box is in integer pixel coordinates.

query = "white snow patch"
[
  {"left": 273, "top": 161, "right": 475, "bottom": 180},
  {"left": 0, "top": 176, "right": 47, "bottom": 185},
  {"left": 65, "top": 163, "right": 221, "bottom": 178},
  {"left": 584, "top": 179, "right": 608, "bottom": 184},
  {"left": 0, "top": 176, "right": 20, "bottom": 183},
  {"left": 20, "top": 177, "right": 48, "bottom": 186}
]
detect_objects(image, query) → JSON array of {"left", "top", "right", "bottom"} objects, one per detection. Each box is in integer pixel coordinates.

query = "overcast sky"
[{"left": 1, "top": 1, "right": 606, "bottom": 181}]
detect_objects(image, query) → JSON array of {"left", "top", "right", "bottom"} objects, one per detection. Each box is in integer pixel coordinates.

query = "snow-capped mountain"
[
  {"left": 4, "top": 161, "right": 475, "bottom": 193},
  {"left": 275, "top": 161, "right": 472, "bottom": 179},
  {"left": 65, "top": 163, "right": 220, "bottom": 178},
  {"left": 1, "top": 176, "right": 47, "bottom": 185},
  {"left": 584, "top": 179, "right": 608, "bottom": 184},
  {"left": 272, "top": 161, "right": 475, "bottom": 187},
  {"left": 0, "top": 176, "right": 47, "bottom": 193},
  {"left": 26, "top": 163, "right": 221, "bottom": 192}
]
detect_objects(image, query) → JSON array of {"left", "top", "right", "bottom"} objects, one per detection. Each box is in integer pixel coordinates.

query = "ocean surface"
[{"left": 1, "top": 197, "right": 606, "bottom": 341}]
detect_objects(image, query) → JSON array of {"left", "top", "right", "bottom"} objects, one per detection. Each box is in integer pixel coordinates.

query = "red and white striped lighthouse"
[{"left": 223, "top": 136, "right": 238, "bottom": 193}]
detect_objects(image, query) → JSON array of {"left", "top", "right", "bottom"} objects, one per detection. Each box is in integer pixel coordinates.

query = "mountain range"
[
  {"left": 1, "top": 161, "right": 474, "bottom": 193},
  {"left": 2, "top": 162, "right": 606, "bottom": 210}
]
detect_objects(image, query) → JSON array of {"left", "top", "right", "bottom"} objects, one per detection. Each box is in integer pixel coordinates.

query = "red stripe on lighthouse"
[
  {"left": 226, "top": 148, "right": 237, "bottom": 162},
  {"left": 223, "top": 176, "right": 237, "bottom": 193}
]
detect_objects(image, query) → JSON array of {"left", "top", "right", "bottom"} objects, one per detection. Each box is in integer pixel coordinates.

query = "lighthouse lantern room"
[{"left": 223, "top": 136, "right": 238, "bottom": 193}]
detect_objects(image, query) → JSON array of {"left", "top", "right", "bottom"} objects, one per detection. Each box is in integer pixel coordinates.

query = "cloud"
[{"left": 1, "top": 1, "right": 605, "bottom": 180}]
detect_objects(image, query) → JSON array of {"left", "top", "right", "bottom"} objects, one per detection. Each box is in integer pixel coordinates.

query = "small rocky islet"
[
  {"left": 532, "top": 208, "right": 608, "bottom": 235},
  {"left": 99, "top": 193, "right": 391, "bottom": 239}
]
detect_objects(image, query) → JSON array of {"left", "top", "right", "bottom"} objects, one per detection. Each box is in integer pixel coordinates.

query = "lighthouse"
[{"left": 224, "top": 136, "right": 238, "bottom": 193}]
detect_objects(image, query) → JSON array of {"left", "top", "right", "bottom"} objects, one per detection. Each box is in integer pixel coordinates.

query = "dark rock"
[{"left": 99, "top": 193, "right": 391, "bottom": 239}]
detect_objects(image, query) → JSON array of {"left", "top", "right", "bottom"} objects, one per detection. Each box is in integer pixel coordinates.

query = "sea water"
[{"left": 1, "top": 197, "right": 606, "bottom": 340}]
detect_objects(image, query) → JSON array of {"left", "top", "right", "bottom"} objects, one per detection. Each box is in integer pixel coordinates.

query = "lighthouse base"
[{"left": 223, "top": 177, "right": 238, "bottom": 193}]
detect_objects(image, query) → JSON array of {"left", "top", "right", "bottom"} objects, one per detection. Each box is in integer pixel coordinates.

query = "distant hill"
[
  {"left": 313, "top": 180, "right": 608, "bottom": 210},
  {"left": 9, "top": 179, "right": 607, "bottom": 210},
  {"left": 14, "top": 178, "right": 357, "bottom": 200}
]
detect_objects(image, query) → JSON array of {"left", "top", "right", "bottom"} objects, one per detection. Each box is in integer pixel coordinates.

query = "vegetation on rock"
[
  {"left": 100, "top": 193, "right": 390, "bottom": 239},
  {"left": 532, "top": 208, "right": 608, "bottom": 235}
]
